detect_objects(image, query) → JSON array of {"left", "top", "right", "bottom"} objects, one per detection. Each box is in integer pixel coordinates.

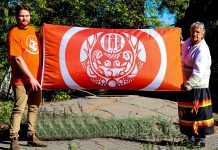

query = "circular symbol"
[
  {"left": 59, "top": 28, "right": 166, "bottom": 90},
  {"left": 80, "top": 32, "right": 146, "bottom": 87},
  {"left": 26, "top": 35, "right": 39, "bottom": 54}
]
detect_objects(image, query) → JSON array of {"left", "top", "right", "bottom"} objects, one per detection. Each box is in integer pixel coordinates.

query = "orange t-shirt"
[{"left": 7, "top": 26, "right": 41, "bottom": 86}]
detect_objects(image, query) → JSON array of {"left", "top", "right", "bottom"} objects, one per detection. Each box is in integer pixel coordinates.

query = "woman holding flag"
[{"left": 178, "top": 21, "right": 214, "bottom": 148}]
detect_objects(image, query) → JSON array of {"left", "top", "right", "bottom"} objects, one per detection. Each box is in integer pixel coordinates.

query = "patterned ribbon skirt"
[{"left": 178, "top": 88, "right": 214, "bottom": 136}]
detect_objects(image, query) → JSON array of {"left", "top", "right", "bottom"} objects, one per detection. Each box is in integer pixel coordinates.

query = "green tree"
[
  {"left": 0, "top": 1, "right": 17, "bottom": 77},
  {"left": 159, "top": 0, "right": 190, "bottom": 21},
  {"left": 27, "top": 0, "right": 166, "bottom": 28},
  {"left": 0, "top": 0, "right": 175, "bottom": 99}
]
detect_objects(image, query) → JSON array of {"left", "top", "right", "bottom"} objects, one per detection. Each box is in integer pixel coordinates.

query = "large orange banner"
[{"left": 41, "top": 24, "right": 183, "bottom": 91}]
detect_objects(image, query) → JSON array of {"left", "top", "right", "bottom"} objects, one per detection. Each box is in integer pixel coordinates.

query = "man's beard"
[{"left": 18, "top": 21, "right": 30, "bottom": 28}]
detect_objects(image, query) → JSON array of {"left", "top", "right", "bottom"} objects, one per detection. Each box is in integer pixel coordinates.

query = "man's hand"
[{"left": 29, "top": 77, "right": 41, "bottom": 91}]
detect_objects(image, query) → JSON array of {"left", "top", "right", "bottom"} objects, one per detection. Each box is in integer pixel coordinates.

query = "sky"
[
  {"left": 160, "top": 12, "right": 176, "bottom": 26},
  {"left": 145, "top": 0, "right": 177, "bottom": 27}
]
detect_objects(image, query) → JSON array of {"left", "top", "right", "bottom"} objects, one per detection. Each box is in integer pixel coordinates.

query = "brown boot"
[
  {"left": 10, "top": 137, "right": 21, "bottom": 150},
  {"left": 27, "top": 134, "right": 48, "bottom": 147}
]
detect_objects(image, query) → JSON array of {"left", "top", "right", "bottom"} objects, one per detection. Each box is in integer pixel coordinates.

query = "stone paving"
[
  {"left": 40, "top": 95, "right": 179, "bottom": 122},
  {"left": 0, "top": 95, "right": 217, "bottom": 150}
]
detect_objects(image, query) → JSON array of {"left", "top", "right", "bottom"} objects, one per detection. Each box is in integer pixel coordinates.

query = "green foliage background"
[{"left": 0, "top": 0, "right": 218, "bottom": 100}]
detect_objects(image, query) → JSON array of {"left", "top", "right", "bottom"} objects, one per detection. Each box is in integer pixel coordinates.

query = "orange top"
[{"left": 7, "top": 26, "right": 41, "bottom": 86}]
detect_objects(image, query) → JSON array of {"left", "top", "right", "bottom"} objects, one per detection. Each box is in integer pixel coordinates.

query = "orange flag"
[{"left": 41, "top": 24, "right": 183, "bottom": 91}]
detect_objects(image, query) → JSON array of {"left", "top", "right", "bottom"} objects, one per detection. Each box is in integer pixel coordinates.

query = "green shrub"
[
  {"left": 0, "top": 100, "right": 28, "bottom": 124},
  {"left": 0, "top": 100, "right": 13, "bottom": 124},
  {"left": 36, "top": 113, "right": 182, "bottom": 141}
]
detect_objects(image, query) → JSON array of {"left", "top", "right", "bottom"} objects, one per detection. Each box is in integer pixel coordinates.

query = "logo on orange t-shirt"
[{"left": 26, "top": 35, "right": 39, "bottom": 54}]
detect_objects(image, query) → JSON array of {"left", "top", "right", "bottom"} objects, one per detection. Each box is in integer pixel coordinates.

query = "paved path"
[
  {"left": 41, "top": 95, "right": 179, "bottom": 122},
  {"left": 0, "top": 95, "right": 217, "bottom": 150}
]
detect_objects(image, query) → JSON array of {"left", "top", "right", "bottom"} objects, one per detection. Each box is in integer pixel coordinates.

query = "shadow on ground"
[{"left": 0, "top": 124, "right": 27, "bottom": 141}]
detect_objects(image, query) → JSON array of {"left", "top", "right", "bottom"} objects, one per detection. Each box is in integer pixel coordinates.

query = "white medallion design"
[
  {"left": 59, "top": 28, "right": 166, "bottom": 90},
  {"left": 80, "top": 33, "right": 146, "bottom": 87}
]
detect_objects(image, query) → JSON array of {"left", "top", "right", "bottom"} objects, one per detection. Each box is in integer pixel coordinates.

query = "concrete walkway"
[
  {"left": 41, "top": 95, "right": 179, "bottom": 122},
  {"left": 0, "top": 95, "right": 217, "bottom": 150}
]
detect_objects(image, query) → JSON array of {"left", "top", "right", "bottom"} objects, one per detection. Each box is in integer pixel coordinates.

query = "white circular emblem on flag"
[
  {"left": 80, "top": 33, "right": 146, "bottom": 87},
  {"left": 59, "top": 28, "right": 166, "bottom": 90}
]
